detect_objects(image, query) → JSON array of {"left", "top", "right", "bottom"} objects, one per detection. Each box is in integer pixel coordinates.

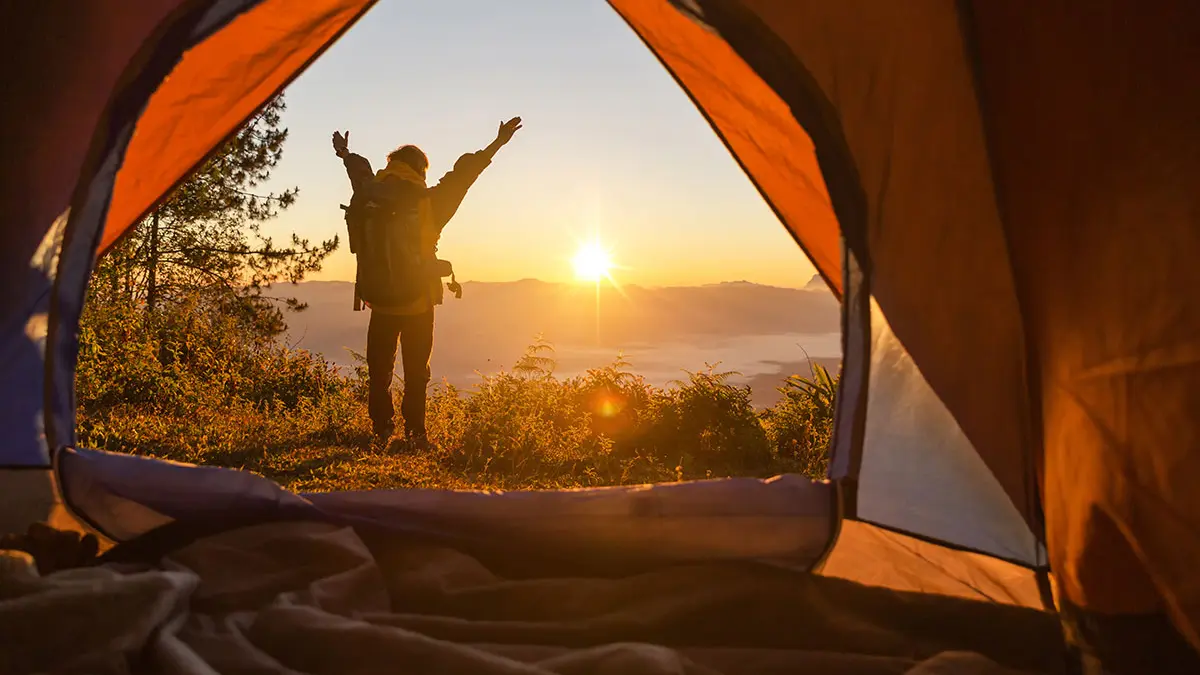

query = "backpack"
[
  {"left": 342, "top": 180, "right": 429, "bottom": 310},
  {"left": 340, "top": 197, "right": 368, "bottom": 311}
]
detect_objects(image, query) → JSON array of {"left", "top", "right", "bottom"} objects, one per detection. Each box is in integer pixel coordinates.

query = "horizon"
[
  {"left": 256, "top": 0, "right": 818, "bottom": 290},
  {"left": 273, "top": 276, "right": 843, "bottom": 411},
  {"left": 271, "top": 274, "right": 830, "bottom": 292}
]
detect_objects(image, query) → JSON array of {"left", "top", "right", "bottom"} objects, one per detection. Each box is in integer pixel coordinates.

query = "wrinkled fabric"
[{"left": 0, "top": 520, "right": 1064, "bottom": 674}]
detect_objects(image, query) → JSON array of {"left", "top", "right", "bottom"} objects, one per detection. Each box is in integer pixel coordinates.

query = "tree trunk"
[
  {"left": 123, "top": 250, "right": 132, "bottom": 304},
  {"left": 147, "top": 210, "right": 160, "bottom": 311},
  {"left": 107, "top": 247, "right": 119, "bottom": 301}
]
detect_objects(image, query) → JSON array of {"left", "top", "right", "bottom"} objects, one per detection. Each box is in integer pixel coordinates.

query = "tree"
[{"left": 92, "top": 95, "right": 337, "bottom": 338}]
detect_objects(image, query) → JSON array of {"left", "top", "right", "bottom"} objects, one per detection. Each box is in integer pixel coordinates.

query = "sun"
[{"left": 572, "top": 240, "right": 613, "bottom": 282}]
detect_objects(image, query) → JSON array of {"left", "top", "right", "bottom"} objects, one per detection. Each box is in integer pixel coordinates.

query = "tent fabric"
[
  {"left": 58, "top": 448, "right": 311, "bottom": 543},
  {"left": 58, "top": 448, "right": 833, "bottom": 575},
  {"left": 0, "top": 212, "right": 68, "bottom": 466},
  {"left": 613, "top": 0, "right": 1047, "bottom": 606},
  {"left": 967, "top": 0, "right": 1200, "bottom": 641},
  {"left": 54, "top": 0, "right": 371, "bottom": 457},
  {"left": 42, "top": 0, "right": 1056, "bottom": 643},
  {"left": 98, "top": 0, "right": 377, "bottom": 256},
  {"left": 0, "top": 1, "right": 186, "bottom": 467},
  {"left": 854, "top": 297, "right": 1039, "bottom": 566},
  {"left": 829, "top": 247, "right": 869, "bottom": 481},
  {"left": 0, "top": 1, "right": 186, "bottom": 332},
  {"left": 817, "top": 520, "right": 1043, "bottom": 609},
  {"left": 650, "top": 0, "right": 1038, "bottom": 537},
  {"left": 1, "top": 0, "right": 375, "bottom": 463},
  {"left": 616, "top": 0, "right": 1200, "bottom": 653},
  {"left": 0, "top": 469, "right": 90, "bottom": 542},
  {"left": 4, "top": 0, "right": 1200, "bottom": 668},
  {"left": 304, "top": 475, "right": 833, "bottom": 572},
  {"left": 1, "top": 519, "right": 1071, "bottom": 675},
  {"left": 607, "top": 0, "right": 843, "bottom": 297}
]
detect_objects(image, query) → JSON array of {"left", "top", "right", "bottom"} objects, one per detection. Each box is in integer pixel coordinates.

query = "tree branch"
[
  {"left": 169, "top": 259, "right": 241, "bottom": 292},
  {"left": 157, "top": 246, "right": 315, "bottom": 258}
]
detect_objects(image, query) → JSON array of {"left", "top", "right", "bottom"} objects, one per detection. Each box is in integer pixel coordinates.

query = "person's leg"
[
  {"left": 399, "top": 311, "right": 435, "bottom": 440},
  {"left": 366, "top": 311, "right": 403, "bottom": 438}
]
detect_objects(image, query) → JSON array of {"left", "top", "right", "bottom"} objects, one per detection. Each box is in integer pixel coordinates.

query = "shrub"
[
  {"left": 640, "top": 365, "right": 772, "bottom": 478},
  {"left": 76, "top": 299, "right": 840, "bottom": 492},
  {"left": 761, "top": 361, "right": 839, "bottom": 478}
]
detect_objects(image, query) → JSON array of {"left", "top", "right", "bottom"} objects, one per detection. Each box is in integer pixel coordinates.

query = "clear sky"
[{"left": 260, "top": 0, "right": 817, "bottom": 288}]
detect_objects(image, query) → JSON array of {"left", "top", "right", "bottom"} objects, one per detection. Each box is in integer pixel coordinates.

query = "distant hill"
[
  {"left": 270, "top": 277, "right": 840, "bottom": 407},
  {"left": 804, "top": 273, "right": 833, "bottom": 292}
]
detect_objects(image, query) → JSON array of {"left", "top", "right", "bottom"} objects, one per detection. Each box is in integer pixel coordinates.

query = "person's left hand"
[{"left": 495, "top": 117, "right": 523, "bottom": 145}]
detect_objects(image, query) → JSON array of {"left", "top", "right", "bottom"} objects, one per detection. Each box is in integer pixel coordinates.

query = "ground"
[{"left": 75, "top": 301, "right": 837, "bottom": 493}]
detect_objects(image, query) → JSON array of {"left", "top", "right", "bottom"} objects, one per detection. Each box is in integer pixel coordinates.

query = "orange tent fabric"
[
  {"left": 608, "top": 0, "right": 842, "bottom": 298},
  {"left": 615, "top": 0, "right": 1200, "bottom": 652},
  {"left": 972, "top": 0, "right": 1200, "bottom": 643},
  {"left": 1, "top": 1, "right": 186, "bottom": 296},
  {"left": 610, "top": 0, "right": 1038, "bottom": 548},
  {"left": 98, "top": 0, "right": 376, "bottom": 256},
  {"left": 18, "top": 0, "right": 1200, "bottom": 661}
]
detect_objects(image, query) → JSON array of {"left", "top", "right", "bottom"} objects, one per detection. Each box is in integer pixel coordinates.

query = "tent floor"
[{"left": 4, "top": 517, "right": 1073, "bottom": 674}]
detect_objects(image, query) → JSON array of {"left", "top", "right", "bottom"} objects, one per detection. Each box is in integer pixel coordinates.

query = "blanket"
[{"left": 0, "top": 520, "right": 1067, "bottom": 674}]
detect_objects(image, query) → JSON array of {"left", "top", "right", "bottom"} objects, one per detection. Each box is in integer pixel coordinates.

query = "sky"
[{"left": 259, "top": 0, "right": 818, "bottom": 288}]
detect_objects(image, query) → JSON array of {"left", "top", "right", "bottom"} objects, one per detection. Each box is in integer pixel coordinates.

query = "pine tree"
[{"left": 91, "top": 95, "right": 336, "bottom": 338}]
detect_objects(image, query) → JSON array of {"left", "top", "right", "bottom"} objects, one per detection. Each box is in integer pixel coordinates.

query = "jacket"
[{"left": 342, "top": 150, "right": 491, "bottom": 314}]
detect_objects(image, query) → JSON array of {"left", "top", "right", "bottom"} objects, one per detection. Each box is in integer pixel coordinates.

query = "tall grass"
[{"left": 76, "top": 296, "right": 838, "bottom": 492}]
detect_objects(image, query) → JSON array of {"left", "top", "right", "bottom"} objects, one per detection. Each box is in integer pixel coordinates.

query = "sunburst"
[{"left": 572, "top": 240, "right": 614, "bottom": 283}]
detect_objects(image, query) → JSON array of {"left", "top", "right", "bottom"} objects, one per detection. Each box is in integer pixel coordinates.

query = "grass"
[{"left": 75, "top": 297, "right": 838, "bottom": 493}]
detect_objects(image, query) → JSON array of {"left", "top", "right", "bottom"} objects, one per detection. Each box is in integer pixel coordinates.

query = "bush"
[
  {"left": 76, "top": 290, "right": 366, "bottom": 469},
  {"left": 761, "top": 362, "right": 838, "bottom": 478},
  {"left": 78, "top": 292, "right": 346, "bottom": 412},
  {"left": 76, "top": 296, "right": 840, "bottom": 492},
  {"left": 641, "top": 366, "right": 772, "bottom": 478}
]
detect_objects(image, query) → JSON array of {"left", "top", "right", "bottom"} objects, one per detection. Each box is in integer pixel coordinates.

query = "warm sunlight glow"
[{"left": 572, "top": 241, "right": 613, "bottom": 283}]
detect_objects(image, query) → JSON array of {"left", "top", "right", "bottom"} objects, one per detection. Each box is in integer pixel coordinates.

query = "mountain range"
[{"left": 273, "top": 276, "right": 841, "bottom": 407}]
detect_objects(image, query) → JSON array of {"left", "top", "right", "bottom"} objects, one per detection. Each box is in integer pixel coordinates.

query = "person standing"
[{"left": 332, "top": 117, "right": 523, "bottom": 447}]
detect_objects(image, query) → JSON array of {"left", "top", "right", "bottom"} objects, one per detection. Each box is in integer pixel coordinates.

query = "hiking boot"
[
  {"left": 395, "top": 434, "right": 431, "bottom": 453},
  {"left": 372, "top": 423, "right": 395, "bottom": 446}
]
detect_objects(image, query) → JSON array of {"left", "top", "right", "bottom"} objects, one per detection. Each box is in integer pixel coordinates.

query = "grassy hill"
[{"left": 76, "top": 295, "right": 838, "bottom": 493}]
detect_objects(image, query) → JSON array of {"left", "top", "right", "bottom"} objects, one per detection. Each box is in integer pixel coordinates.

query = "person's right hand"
[
  {"left": 495, "top": 117, "right": 522, "bottom": 145},
  {"left": 332, "top": 130, "right": 350, "bottom": 157}
]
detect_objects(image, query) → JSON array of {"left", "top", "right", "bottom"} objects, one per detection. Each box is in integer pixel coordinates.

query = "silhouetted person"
[{"left": 333, "top": 118, "right": 522, "bottom": 447}]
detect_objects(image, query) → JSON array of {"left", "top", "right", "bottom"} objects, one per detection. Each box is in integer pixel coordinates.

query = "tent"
[{"left": 2, "top": 0, "right": 1198, "bottom": 672}]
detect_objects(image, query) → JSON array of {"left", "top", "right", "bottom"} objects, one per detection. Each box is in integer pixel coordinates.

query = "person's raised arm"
[
  {"left": 332, "top": 130, "right": 373, "bottom": 191},
  {"left": 478, "top": 117, "right": 523, "bottom": 161},
  {"left": 429, "top": 117, "right": 523, "bottom": 228}
]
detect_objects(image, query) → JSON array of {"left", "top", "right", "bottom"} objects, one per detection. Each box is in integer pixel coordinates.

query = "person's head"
[{"left": 387, "top": 144, "right": 429, "bottom": 178}]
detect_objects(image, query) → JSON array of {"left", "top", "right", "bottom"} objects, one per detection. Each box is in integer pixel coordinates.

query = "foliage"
[
  {"left": 512, "top": 334, "right": 557, "bottom": 379},
  {"left": 634, "top": 365, "right": 770, "bottom": 477},
  {"left": 76, "top": 299, "right": 841, "bottom": 492},
  {"left": 91, "top": 95, "right": 337, "bottom": 339},
  {"left": 761, "top": 361, "right": 840, "bottom": 478}
]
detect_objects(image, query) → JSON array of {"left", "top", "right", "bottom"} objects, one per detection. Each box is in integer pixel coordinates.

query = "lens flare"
[{"left": 592, "top": 392, "right": 626, "bottom": 418}]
